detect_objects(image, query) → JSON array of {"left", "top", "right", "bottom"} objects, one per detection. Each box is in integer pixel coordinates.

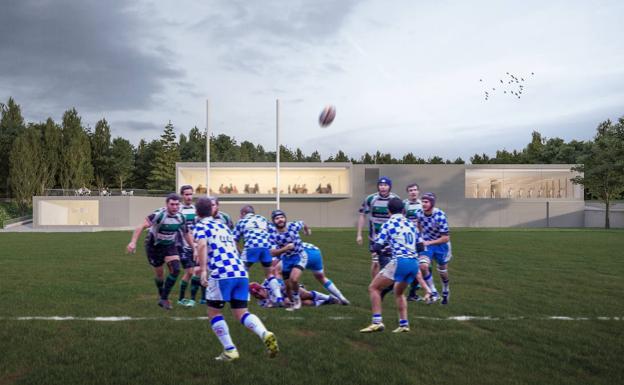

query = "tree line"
[{"left": 1, "top": 97, "right": 623, "bottom": 227}]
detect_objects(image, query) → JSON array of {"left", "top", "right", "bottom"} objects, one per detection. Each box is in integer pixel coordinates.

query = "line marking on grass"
[{"left": 2, "top": 316, "right": 621, "bottom": 322}]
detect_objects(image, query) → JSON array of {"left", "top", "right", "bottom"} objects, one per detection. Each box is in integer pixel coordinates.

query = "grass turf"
[{"left": 0, "top": 229, "right": 623, "bottom": 385}]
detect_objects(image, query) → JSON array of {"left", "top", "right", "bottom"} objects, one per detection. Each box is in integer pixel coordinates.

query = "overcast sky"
[{"left": 1, "top": 0, "right": 623, "bottom": 160}]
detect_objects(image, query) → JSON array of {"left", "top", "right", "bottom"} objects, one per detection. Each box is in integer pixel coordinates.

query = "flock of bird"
[{"left": 480, "top": 72, "right": 534, "bottom": 101}]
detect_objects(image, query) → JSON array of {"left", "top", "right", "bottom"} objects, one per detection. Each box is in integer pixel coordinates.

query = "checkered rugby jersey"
[
  {"left": 193, "top": 217, "right": 247, "bottom": 280},
  {"left": 301, "top": 242, "right": 319, "bottom": 250},
  {"left": 269, "top": 221, "right": 305, "bottom": 259},
  {"left": 374, "top": 214, "right": 423, "bottom": 258},
  {"left": 359, "top": 192, "right": 401, "bottom": 238},
  {"left": 415, "top": 208, "right": 450, "bottom": 241},
  {"left": 233, "top": 213, "right": 272, "bottom": 249}
]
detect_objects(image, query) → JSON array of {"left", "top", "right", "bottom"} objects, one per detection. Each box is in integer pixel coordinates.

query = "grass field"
[{"left": 1, "top": 229, "right": 623, "bottom": 385}]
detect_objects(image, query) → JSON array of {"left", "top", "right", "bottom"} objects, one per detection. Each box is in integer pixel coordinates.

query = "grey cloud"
[
  {"left": 0, "top": 0, "right": 183, "bottom": 115},
  {"left": 194, "top": 1, "right": 359, "bottom": 75},
  {"left": 113, "top": 120, "right": 162, "bottom": 134}
]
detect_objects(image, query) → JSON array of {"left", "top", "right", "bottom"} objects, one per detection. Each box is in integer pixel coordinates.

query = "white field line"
[{"left": 1, "top": 316, "right": 621, "bottom": 322}]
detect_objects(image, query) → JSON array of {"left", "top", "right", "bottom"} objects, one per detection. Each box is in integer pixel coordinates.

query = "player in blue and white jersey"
[
  {"left": 360, "top": 198, "right": 429, "bottom": 334},
  {"left": 415, "top": 192, "right": 452, "bottom": 305},
  {"left": 268, "top": 210, "right": 311, "bottom": 311},
  {"left": 193, "top": 198, "right": 279, "bottom": 362},
  {"left": 301, "top": 242, "right": 350, "bottom": 305},
  {"left": 357, "top": 177, "right": 401, "bottom": 278},
  {"left": 249, "top": 280, "right": 339, "bottom": 308},
  {"left": 126, "top": 193, "right": 193, "bottom": 310},
  {"left": 233, "top": 205, "right": 284, "bottom": 304},
  {"left": 186, "top": 196, "right": 235, "bottom": 307}
]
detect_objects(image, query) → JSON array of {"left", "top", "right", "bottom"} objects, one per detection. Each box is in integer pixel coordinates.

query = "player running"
[
  {"left": 269, "top": 210, "right": 311, "bottom": 311},
  {"left": 360, "top": 198, "right": 429, "bottom": 333},
  {"left": 177, "top": 185, "right": 199, "bottom": 307},
  {"left": 194, "top": 197, "right": 278, "bottom": 362},
  {"left": 416, "top": 192, "right": 452, "bottom": 305},
  {"left": 356, "top": 177, "right": 401, "bottom": 278},
  {"left": 186, "top": 196, "right": 233, "bottom": 307},
  {"left": 126, "top": 193, "right": 193, "bottom": 310},
  {"left": 301, "top": 242, "right": 350, "bottom": 305},
  {"left": 233, "top": 205, "right": 284, "bottom": 304}
]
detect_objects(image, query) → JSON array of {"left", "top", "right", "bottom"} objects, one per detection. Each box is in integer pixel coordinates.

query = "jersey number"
[{"left": 404, "top": 232, "right": 414, "bottom": 244}]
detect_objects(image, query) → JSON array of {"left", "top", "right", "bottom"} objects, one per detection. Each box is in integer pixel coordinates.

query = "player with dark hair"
[
  {"left": 177, "top": 185, "right": 199, "bottom": 307},
  {"left": 360, "top": 197, "right": 429, "bottom": 333},
  {"left": 233, "top": 205, "right": 284, "bottom": 304},
  {"left": 416, "top": 193, "right": 453, "bottom": 305},
  {"left": 403, "top": 183, "right": 426, "bottom": 301},
  {"left": 269, "top": 209, "right": 311, "bottom": 311},
  {"left": 194, "top": 197, "right": 278, "bottom": 361},
  {"left": 126, "top": 193, "right": 193, "bottom": 310},
  {"left": 185, "top": 196, "right": 234, "bottom": 307}
]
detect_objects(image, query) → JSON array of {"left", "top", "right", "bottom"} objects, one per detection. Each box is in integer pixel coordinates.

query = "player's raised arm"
[{"left": 127, "top": 218, "right": 151, "bottom": 253}]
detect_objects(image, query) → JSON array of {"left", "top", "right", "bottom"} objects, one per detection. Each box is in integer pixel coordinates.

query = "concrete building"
[{"left": 33, "top": 162, "right": 586, "bottom": 230}]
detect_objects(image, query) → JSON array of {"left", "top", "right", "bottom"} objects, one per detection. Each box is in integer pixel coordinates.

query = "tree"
[
  {"left": 571, "top": 118, "right": 624, "bottom": 229},
  {"left": 0, "top": 97, "right": 26, "bottom": 197},
  {"left": 180, "top": 126, "right": 206, "bottom": 161},
  {"left": 40, "top": 118, "right": 62, "bottom": 191},
  {"left": 524, "top": 131, "right": 546, "bottom": 163},
  {"left": 110, "top": 137, "right": 134, "bottom": 190},
  {"left": 91, "top": 118, "right": 112, "bottom": 188},
  {"left": 428, "top": 156, "right": 444, "bottom": 164},
  {"left": 9, "top": 126, "right": 44, "bottom": 206},
  {"left": 307, "top": 151, "right": 322, "bottom": 162},
  {"left": 132, "top": 139, "right": 160, "bottom": 189},
  {"left": 148, "top": 122, "right": 180, "bottom": 191},
  {"left": 59, "top": 108, "right": 93, "bottom": 191}
]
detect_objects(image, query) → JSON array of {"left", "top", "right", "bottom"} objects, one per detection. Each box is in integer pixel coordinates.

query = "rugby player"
[
  {"left": 194, "top": 198, "right": 278, "bottom": 361},
  {"left": 301, "top": 242, "right": 350, "bottom": 305},
  {"left": 269, "top": 210, "right": 311, "bottom": 311},
  {"left": 177, "top": 185, "right": 199, "bottom": 307},
  {"left": 360, "top": 198, "right": 429, "bottom": 333},
  {"left": 356, "top": 177, "right": 401, "bottom": 278},
  {"left": 416, "top": 193, "right": 452, "bottom": 305},
  {"left": 233, "top": 205, "right": 284, "bottom": 304},
  {"left": 126, "top": 193, "right": 193, "bottom": 310}
]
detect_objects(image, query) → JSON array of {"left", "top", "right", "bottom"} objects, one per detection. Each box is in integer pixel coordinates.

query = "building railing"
[{"left": 43, "top": 189, "right": 171, "bottom": 197}]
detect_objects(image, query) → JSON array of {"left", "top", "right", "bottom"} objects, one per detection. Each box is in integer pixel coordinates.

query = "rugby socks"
[
  {"left": 201, "top": 286, "right": 207, "bottom": 302},
  {"left": 241, "top": 312, "right": 268, "bottom": 339},
  {"left": 154, "top": 278, "right": 164, "bottom": 297},
  {"left": 323, "top": 280, "right": 346, "bottom": 301},
  {"left": 179, "top": 279, "right": 189, "bottom": 301},
  {"left": 399, "top": 319, "right": 409, "bottom": 328},
  {"left": 442, "top": 279, "right": 450, "bottom": 294},
  {"left": 190, "top": 276, "right": 201, "bottom": 301},
  {"left": 211, "top": 316, "right": 235, "bottom": 351},
  {"left": 424, "top": 273, "right": 438, "bottom": 294},
  {"left": 310, "top": 290, "right": 330, "bottom": 306},
  {"left": 267, "top": 276, "right": 283, "bottom": 301},
  {"left": 161, "top": 274, "right": 178, "bottom": 300},
  {"left": 292, "top": 291, "right": 301, "bottom": 305},
  {"left": 372, "top": 313, "right": 382, "bottom": 324}
]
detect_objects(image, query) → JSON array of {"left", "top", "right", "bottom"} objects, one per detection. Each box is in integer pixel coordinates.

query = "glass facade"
[
  {"left": 177, "top": 166, "right": 351, "bottom": 197},
  {"left": 465, "top": 168, "right": 582, "bottom": 199},
  {"left": 39, "top": 200, "right": 100, "bottom": 225}
]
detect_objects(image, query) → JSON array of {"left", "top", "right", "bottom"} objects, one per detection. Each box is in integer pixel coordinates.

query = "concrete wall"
[
  {"left": 34, "top": 164, "right": 587, "bottom": 229},
  {"left": 584, "top": 202, "right": 624, "bottom": 228}
]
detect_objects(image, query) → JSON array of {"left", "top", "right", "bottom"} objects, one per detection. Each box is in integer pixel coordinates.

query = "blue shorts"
[
  {"left": 244, "top": 248, "right": 272, "bottom": 265},
  {"left": 178, "top": 246, "right": 196, "bottom": 269},
  {"left": 304, "top": 248, "right": 324, "bottom": 272},
  {"left": 380, "top": 257, "right": 419, "bottom": 283},
  {"left": 282, "top": 253, "right": 308, "bottom": 277},
  {"left": 420, "top": 243, "right": 452, "bottom": 265},
  {"left": 205, "top": 277, "right": 249, "bottom": 302}
]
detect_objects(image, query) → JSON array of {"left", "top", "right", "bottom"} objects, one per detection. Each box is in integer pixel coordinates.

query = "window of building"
[
  {"left": 177, "top": 166, "right": 351, "bottom": 197},
  {"left": 465, "top": 168, "right": 582, "bottom": 199}
]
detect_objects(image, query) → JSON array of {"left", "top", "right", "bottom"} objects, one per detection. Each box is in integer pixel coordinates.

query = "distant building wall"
[{"left": 33, "top": 163, "right": 588, "bottom": 229}]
